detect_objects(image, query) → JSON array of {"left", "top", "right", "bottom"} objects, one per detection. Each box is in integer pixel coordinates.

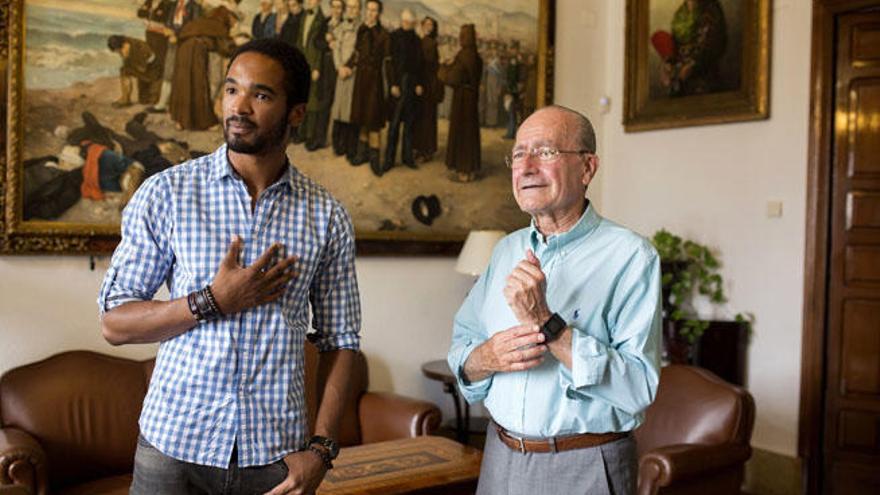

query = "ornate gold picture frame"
[
  {"left": 1, "top": 0, "right": 555, "bottom": 255},
  {"left": 623, "top": 0, "right": 770, "bottom": 132}
]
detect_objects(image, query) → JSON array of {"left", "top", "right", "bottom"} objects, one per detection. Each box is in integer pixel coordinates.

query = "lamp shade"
[{"left": 455, "top": 230, "right": 506, "bottom": 276}]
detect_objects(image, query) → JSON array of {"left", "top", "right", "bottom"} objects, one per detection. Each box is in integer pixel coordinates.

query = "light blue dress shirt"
[{"left": 448, "top": 204, "right": 661, "bottom": 437}]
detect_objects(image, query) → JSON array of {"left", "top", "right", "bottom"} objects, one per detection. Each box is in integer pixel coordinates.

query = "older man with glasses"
[{"left": 448, "top": 105, "right": 662, "bottom": 495}]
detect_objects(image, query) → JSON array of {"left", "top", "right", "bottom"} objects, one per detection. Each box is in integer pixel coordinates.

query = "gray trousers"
[
  {"left": 130, "top": 435, "right": 289, "bottom": 495},
  {"left": 476, "top": 423, "right": 637, "bottom": 495}
]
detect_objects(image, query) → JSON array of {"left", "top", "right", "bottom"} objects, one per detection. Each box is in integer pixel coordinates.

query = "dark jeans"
[{"left": 130, "top": 435, "right": 288, "bottom": 495}]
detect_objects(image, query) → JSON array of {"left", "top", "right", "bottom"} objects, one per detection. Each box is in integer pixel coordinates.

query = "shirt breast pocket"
[{"left": 172, "top": 223, "right": 226, "bottom": 290}]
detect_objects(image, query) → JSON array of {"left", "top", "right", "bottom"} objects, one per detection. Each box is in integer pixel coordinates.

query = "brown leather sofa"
[
  {"left": 634, "top": 365, "right": 755, "bottom": 495},
  {"left": 0, "top": 346, "right": 441, "bottom": 495}
]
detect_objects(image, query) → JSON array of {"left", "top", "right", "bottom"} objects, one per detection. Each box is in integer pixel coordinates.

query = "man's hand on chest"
[{"left": 209, "top": 236, "right": 299, "bottom": 316}]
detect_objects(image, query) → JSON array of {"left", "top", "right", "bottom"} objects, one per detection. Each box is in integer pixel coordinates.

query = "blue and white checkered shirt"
[{"left": 98, "top": 144, "right": 361, "bottom": 468}]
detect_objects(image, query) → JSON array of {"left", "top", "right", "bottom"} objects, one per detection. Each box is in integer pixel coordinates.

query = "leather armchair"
[
  {"left": 0, "top": 346, "right": 441, "bottom": 495},
  {"left": 635, "top": 365, "right": 755, "bottom": 495},
  {"left": 0, "top": 484, "right": 32, "bottom": 495}
]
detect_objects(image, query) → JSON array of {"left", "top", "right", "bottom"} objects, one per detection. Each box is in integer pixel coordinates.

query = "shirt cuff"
[
  {"left": 450, "top": 342, "right": 493, "bottom": 404},
  {"left": 100, "top": 295, "right": 146, "bottom": 314},
  {"left": 564, "top": 331, "right": 610, "bottom": 391},
  {"left": 307, "top": 328, "right": 361, "bottom": 353}
]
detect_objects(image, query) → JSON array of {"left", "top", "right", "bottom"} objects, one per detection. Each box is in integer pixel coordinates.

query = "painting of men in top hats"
[{"left": 2, "top": 0, "right": 553, "bottom": 254}]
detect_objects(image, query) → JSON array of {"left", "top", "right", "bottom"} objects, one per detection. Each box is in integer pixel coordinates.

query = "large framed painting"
[
  {"left": 0, "top": 0, "right": 555, "bottom": 255},
  {"left": 623, "top": 0, "right": 770, "bottom": 131}
]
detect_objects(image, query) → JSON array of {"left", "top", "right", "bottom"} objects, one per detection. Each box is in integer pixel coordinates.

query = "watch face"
[
  {"left": 311, "top": 436, "right": 339, "bottom": 458},
  {"left": 542, "top": 313, "right": 566, "bottom": 341}
]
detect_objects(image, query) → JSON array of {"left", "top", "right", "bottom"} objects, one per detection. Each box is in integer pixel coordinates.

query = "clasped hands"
[{"left": 467, "top": 250, "right": 555, "bottom": 380}]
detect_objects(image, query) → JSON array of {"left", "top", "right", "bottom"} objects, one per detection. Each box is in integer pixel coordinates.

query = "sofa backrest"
[
  {"left": 0, "top": 345, "right": 369, "bottom": 489},
  {"left": 633, "top": 365, "right": 755, "bottom": 455},
  {"left": 0, "top": 351, "right": 152, "bottom": 490}
]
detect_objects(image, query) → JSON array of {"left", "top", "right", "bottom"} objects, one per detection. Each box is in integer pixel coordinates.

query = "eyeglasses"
[{"left": 504, "top": 146, "right": 592, "bottom": 168}]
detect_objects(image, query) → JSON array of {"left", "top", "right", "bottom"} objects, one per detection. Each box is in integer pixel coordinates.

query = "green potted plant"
[{"left": 651, "top": 229, "right": 751, "bottom": 368}]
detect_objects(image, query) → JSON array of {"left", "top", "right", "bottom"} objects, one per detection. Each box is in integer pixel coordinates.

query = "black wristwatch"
[
  {"left": 540, "top": 313, "right": 567, "bottom": 343},
  {"left": 307, "top": 435, "right": 339, "bottom": 460}
]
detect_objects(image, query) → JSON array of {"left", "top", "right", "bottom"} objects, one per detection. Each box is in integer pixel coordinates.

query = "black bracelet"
[
  {"left": 187, "top": 291, "right": 204, "bottom": 321},
  {"left": 195, "top": 289, "right": 212, "bottom": 318},
  {"left": 306, "top": 444, "right": 333, "bottom": 470}
]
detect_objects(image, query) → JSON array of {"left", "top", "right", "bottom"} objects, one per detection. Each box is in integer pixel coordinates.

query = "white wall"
[
  {"left": 0, "top": 256, "right": 473, "bottom": 422},
  {"left": 0, "top": 0, "right": 811, "bottom": 459},
  {"left": 556, "top": 0, "right": 810, "bottom": 457}
]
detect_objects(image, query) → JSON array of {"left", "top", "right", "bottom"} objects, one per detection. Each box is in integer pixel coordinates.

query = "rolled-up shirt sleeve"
[
  {"left": 560, "top": 246, "right": 662, "bottom": 416},
  {"left": 97, "top": 174, "right": 174, "bottom": 315},
  {"left": 308, "top": 204, "right": 361, "bottom": 352},
  {"left": 447, "top": 247, "right": 499, "bottom": 403}
]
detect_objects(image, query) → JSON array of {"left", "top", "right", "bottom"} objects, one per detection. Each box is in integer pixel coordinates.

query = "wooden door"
[{"left": 824, "top": 11, "right": 880, "bottom": 494}]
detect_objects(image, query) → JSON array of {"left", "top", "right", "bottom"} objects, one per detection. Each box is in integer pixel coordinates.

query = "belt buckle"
[{"left": 504, "top": 429, "right": 527, "bottom": 454}]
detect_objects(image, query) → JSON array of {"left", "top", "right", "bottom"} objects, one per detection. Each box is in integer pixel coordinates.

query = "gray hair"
[{"left": 541, "top": 104, "right": 596, "bottom": 154}]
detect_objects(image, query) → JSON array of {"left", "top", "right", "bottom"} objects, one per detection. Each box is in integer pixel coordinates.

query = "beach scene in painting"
[{"left": 21, "top": 0, "right": 544, "bottom": 235}]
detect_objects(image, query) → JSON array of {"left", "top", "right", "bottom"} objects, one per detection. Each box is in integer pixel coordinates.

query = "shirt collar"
[
  {"left": 529, "top": 201, "right": 601, "bottom": 251},
  {"left": 209, "top": 143, "right": 301, "bottom": 191}
]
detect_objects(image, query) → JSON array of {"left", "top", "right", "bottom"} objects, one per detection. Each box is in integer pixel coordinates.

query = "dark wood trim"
[
  {"left": 799, "top": 2, "right": 880, "bottom": 494},
  {"left": 799, "top": 3, "right": 833, "bottom": 493},
  {"left": 356, "top": 239, "right": 463, "bottom": 256}
]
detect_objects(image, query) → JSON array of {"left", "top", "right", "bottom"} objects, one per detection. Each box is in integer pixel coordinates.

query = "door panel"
[
  {"left": 825, "top": 12, "right": 880, "bottom": 494},
  {"left": 846, "top": 191, "right": 880, "bottom": 229},
  {"left": 847, "top": 81, "right": 880, "bottom": 176},
  {"left": 836, "top": 410, "right": 880, "bottom": 452}
]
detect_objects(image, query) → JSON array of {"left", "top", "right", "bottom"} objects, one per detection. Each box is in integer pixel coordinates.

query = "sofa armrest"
[
  {"left": 639, "top": 443, "right": 752, "bottom": 495},
  {"left": 0, "top": 428, "right": 47, "bottom": 495},
  {"left": 638, "top": 443, "right": 750, "bottom": 494},
  {"left": 357, "top": 392, "right": 442, "bottom": 444}
]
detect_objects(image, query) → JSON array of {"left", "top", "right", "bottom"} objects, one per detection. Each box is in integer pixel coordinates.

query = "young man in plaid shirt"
[{"left": 99, "top": 38, "right": 361, "bottom": 495}]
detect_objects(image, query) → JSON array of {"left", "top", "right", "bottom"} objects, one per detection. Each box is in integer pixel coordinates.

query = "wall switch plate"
[{"left": 766, "top": 201, "right": 783, "bottom": 218}]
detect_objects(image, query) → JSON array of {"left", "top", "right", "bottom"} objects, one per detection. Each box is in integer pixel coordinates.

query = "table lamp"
[{"left": 455, "top": 230, "right": 506, "bottom": 276}]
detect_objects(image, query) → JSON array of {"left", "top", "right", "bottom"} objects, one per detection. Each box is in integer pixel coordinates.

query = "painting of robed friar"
[
  {"left": 1, "top": 0, "right": 555, "bottom": 255},
  {"left": 624, "top": 0, "right": 769, "bottom": 132}
]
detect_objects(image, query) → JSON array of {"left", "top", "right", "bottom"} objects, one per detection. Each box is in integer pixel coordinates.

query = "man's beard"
[{"left": 224, "top": 115, "right": 289, "bottom": 154}]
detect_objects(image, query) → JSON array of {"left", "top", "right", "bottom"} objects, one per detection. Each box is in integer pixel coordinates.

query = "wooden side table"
[{"left": 318, "top": 436, "right": 482, "bottom": 494}]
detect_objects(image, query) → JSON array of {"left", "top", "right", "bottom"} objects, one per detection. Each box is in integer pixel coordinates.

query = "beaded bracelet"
[{"left": 203, "top": 285, "right": 223, "bottom": 315}]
